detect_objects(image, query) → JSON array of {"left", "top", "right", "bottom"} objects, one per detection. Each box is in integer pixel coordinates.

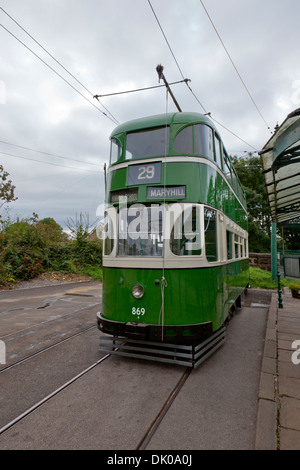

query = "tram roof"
[
  {"left": 259, "top": 108, "right": 300, "bottom": 225},
  {"left": 110, "top": 112, "right": 217, "bottom": 137}
]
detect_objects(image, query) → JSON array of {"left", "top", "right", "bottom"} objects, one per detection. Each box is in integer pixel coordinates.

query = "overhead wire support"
[{"left": 93, "top": 78, "right": 189, "bottom": 99}]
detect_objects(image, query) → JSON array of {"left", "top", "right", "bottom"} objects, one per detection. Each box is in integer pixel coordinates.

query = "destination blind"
[{"left": 147, "top": 186, "right": 185, "bottom": 200}]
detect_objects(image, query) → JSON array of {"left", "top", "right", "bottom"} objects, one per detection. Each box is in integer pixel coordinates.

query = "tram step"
[{"left": 99, "top": 327, "right": 226, "bottom": 368}]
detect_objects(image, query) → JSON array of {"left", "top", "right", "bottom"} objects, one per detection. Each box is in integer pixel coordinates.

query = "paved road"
[
  {"left": 0, "top": 284, "right": 269, "bottom": 450},
  {"left": 0, "top": 281, "right": 101, "bottom": 366}
]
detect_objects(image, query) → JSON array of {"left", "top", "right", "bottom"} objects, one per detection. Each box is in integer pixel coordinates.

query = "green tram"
[{"left": 98, "top": 111, "right": 249, "bottom": 350}]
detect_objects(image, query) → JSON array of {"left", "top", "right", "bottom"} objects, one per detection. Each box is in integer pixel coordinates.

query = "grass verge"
[{"left": 249, "top": 266, "right": 300, "bottom": 290}]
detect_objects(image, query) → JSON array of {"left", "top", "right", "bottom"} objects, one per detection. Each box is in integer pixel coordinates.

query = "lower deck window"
[
  {"left": 118, "top": 205, "right": 163, "bottom": 256},
  {"left": 204, "top": 208, "right": 217, "bottom": 262},
  {"left": 227, "top": 231, "right": 233, "bottom": 260},
  {"left": 103, "top": 212, "right": 114, "bottom": 255},
  {"left": 170, "top": 205, "right": 202, "bottom": 256},
  {"left": 170, "top": 205, "right": 217, "bottom": 261}
]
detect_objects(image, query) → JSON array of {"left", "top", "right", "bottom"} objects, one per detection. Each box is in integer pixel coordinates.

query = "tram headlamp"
[{"left": 132, "top": 284, "right": 144, "bottom": 299}]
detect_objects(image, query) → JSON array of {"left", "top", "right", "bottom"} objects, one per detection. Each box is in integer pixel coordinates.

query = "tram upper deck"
[{"left": 106, "top": 112, "right": 247, "bottom": 229}]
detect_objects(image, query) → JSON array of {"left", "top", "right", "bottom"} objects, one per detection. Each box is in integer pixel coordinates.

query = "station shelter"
[{"left": 259, "top": 108, "right": 300, "bottom": 280}]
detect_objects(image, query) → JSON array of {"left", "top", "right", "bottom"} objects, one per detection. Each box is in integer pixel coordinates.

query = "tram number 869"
[{"left": 132, "top": 307, "right": 145, "bottom": 316}]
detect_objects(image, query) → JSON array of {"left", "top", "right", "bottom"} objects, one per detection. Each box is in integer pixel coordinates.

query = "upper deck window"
[
  {"left": 125, "top": 127, "right": 169, "bottom": 160},
  {"left": 214, "top": 135, "right": 222, "bottom": 169},
  {"left": 110, "top": 138, "right": 122, "bottom": 165},
  {"left": 195, "top": 125, "right": 214, "bottom": 160},
  {"left": 173, "top": 124, "right": 214, "bottom": 160},
  {"left": 173, "top": 125, "right": 193, "bottom": 154}
]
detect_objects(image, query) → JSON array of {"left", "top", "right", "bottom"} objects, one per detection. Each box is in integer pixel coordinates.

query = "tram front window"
[
  {"left": 118, "top": 205, "right": 164, "bottom": 257},
  {"left": 110, "top": 138, "right": 122, "bottom": 165},
  {"left": 126, "top": 127, "right": 169, "bottom": 159}
]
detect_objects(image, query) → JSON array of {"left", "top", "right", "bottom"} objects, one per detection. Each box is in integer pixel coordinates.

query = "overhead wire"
[
  {"left": 147, "top": 0, "right": 259, "bottom": 151},
  {"left": 0, "top": 150, "right": 97, "bottom": 173},
  {"left": 147, "top": 0, "right": 208, "bottom": 114},
  {"left": 0, "top": 8, "right": 119, "bottom": 125},
  {"left": 147, "top": 0, "right": 185, "bottom": 80},
  {"left": 199, "top": 0, "right": 271, "bottom": 133},
  {"left": 0, "top": 139, "right": 100, "bottom": 167}
]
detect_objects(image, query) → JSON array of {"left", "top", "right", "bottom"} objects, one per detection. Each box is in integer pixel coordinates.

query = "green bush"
[
  {"left": 45, "top": 240, "right": 102, "bottom": 273},
  {"left": 0, "top": 215, "right": 102, "bottom": 285}
]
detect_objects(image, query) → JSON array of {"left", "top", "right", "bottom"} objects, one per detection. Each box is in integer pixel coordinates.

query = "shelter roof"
[{"left": 259, "top": 108, "right": 300, "bottom": 224}]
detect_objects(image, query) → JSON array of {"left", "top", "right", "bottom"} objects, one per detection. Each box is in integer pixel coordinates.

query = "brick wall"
[{"left": 249, "top": 253, "right": 271, "bottom": 271}]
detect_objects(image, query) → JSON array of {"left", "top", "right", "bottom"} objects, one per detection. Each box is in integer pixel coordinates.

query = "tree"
[
  {"left": 232, "top": 153, "right": 271, "bottom": 252},
  {"left": 37, "top": 217, "right": 68, "bottom": 243},
  {"left": 65, "top": 212, "right": 92, "bottom": 245},
  {"left": 0, "top": 165, "right": 17, "bottom": 222}
]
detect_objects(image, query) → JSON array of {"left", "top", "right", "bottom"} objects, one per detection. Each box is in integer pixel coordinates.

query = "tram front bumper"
[{"left": 97, "top": 312, "right": 213, "bottom": 344}]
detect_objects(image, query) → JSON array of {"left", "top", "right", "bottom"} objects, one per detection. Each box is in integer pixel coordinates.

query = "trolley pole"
[{"left": 156, "top": 64, "right": 182, "bottom": 112}]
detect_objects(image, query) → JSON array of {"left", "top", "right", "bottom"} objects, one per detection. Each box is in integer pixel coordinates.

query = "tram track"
[
  {"left": 0, "top": 352, "right": 111, "bottom": 436},
  {"left": 0, "top": 324, "right": 97, "bottom": 373},
  {"left": 0, "top": 302, "right": 99, "bottom": 340},
  {"left": 0, "top": 345, "right": 192, "bottom": 450},
  {"left": 0, "top": 301, "right": 101, "bottom": 369},
  {"left": 136, "top": 366, "right": 192, "bottom": 450}
]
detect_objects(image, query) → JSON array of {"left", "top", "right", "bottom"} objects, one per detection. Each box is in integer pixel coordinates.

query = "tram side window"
[
  {"left": 103, "top": 212, "right": 114, "bottom": 255},
  {"left": 232, "top": 168, "right": 238, "bottom": 194},
  {"left": 227, "top": 231, "right": 233, "bottom": 260},
  {"left": 170, "top": 205, "right": 202, "bottom": 256},
  {"left": 214, "top": 135, "right": 222, "bottom": 169},
  {"left": 195, "top": 125, "right": 214, "bottom": 160},
  {"left": 224, "top": 152, "right": 232, "bottom": 183},
  {"left": 173, "top": 125, "right": 193, "bottom": 154},
  {"left": 234, "top": 234, "right": 240, "bottom": 258},
  {"left": 204, "top": 207, "right": 217, "bottom": 262},
  {"left": 110, "top": 138, "right": 122, "bottom": 165}
]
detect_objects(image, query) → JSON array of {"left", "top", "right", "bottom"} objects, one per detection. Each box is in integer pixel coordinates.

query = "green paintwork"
[
  {"left": 102, "top": 260, "right": 249, "bottom": 333},
  {"left": 107, "top": 111, "right": 247, "bottom": 227},
  {"left": 108, "top": 161, "right": 247, "bottom": 230},
  {"left": 110, "top": 112, "right": 217, "bottom": 145}
]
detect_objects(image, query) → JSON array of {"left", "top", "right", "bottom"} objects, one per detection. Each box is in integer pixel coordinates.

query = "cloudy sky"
[{"left": 1, "top": 0, "right": 300, "bottom": 232}]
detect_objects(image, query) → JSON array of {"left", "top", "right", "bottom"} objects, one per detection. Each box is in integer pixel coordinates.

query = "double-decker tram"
[{"left": 98, "top": 112, "right": 249, "bottom": 367}]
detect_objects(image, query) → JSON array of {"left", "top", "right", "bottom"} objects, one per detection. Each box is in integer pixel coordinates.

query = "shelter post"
[{"left": 271, "top": 221, "right": 277, "bottom": 280}]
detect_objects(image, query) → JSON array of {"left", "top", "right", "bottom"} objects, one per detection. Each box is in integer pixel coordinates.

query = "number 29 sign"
[{"left": 128, "top": 162, "right": 161, "bottom": 185}]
